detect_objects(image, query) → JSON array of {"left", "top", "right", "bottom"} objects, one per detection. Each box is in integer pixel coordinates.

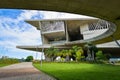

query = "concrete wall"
[
  {"left": 98, "top": 48, "right": 120, "bottom": 58},
  {"left": 41, "top": 21, "right": 66, "bottom": 44},
  {"left": 43, "top": 36, "right": 49, "bottom": 44}
]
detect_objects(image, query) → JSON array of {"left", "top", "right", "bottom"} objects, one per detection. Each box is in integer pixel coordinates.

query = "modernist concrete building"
[{"left": 17, "top": 18, "right": 116, "bottom": 51}]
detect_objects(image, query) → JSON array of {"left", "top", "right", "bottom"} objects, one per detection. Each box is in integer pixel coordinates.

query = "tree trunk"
[
  {"left": 92, "top": 50, "right": 94, "bottom": 61},
  {"left": 86, "top": 49, "right": 92, "bottom": 61},
  {"left": 65, "top": 55, "right": 70, "bottom": 62}
]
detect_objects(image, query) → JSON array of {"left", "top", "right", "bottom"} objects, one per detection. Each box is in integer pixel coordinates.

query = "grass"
[
  {"left": 0, "top": 58, "right": 20, "bottom": 67},
  {"left": 0, "top": 64, "right": 10, "bottom": 67},
  {"left": 33, "top": 62, "right": 120, "bottom": 80}
]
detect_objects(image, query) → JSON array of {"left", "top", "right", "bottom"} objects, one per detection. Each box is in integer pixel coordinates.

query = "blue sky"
[{"left": 0, "top": 9, "right": 94, "bottom": 59}]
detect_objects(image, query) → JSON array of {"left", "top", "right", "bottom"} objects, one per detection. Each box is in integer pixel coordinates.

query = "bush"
[
  {"left": 0, "top": 58, "right": 20, "bottom": 64},
  {"left": 32, "top": 60, "right": 40, "bottom": 64},
  {"left": 96, "top": 50, "right": 106, "bottom": 61}
]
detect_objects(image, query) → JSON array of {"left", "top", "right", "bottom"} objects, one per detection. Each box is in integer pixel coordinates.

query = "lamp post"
[
  {"left": 41, "top": 47, "right": 44, "bottom": 67},
  {"left": 36, "top": 46, "right": 38, "bottom": 60}
]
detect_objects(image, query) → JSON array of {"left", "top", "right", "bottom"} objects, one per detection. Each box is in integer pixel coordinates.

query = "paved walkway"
[{"left": 0, "top": 62, "right": 56, "bottom": 80}]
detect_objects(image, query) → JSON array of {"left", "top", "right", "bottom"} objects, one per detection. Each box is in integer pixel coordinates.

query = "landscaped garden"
[
  {"left": 34, "top": 63, "right": 120, "bottom": 80},
  {"left": 33, "top": 42, "right": 120, "bottom": 80},
  {"left": 43, "top": 42, "right": 112, "bottom": 63}
]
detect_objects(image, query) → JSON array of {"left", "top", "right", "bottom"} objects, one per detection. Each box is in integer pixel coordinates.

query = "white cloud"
[
  {"left": 16, "top": 10, "right": 94, "bottom": 21},
  {"left": 17, "top": 10, "right": 43, "bottom": 21},
  {"left": 40, "top": 11, "right": 94, "bottom": 19},
  {"left": 0, "top": 15, "right": 41, "bottom": 48}
]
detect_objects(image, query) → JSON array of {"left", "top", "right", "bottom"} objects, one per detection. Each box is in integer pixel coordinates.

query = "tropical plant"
[
  {"left": 71, "top": 46, "right": 84, "bottom": 61},
  {"left": 44, "top": 47, "right": 59, "bottom": 61},
  {"left": 75, "top": 47, "right": 84, "bottom": 61},
  {"left": 45, "top": 46, "right": 85, "bottom": 62},
  {"left": 60, "top": 49, "right": 72, "bottom": 62},
  {"left": 71, "top": 46, "right": 79, "bottom": 60},
  {"left": 96, "top": 50, "right": 106, "bottom": 60}
]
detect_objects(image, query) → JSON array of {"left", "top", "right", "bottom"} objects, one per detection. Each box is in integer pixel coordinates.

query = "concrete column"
[
  {"left": 65, "top": 21, "right": 69, "bottom": 42},
  {"left": 38, "top": 21, "right": 44, "bottom": 44}
]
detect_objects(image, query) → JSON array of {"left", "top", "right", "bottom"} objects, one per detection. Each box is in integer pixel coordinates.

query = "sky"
[{"left": 0, "top": 9, "right": 94, "bottom": 59}]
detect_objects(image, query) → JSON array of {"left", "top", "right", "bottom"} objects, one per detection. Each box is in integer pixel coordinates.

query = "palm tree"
[
  {"left": 75, "top": 47, "right": 84, "bottom": 61},
  {"left": 71, "top": 45, "right": 84, "bottom": 61},
  {"left": 44, "top": 47, "right": 59, "bottom": 61}
]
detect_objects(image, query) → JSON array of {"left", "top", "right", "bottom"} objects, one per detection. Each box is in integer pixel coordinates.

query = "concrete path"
[{"left": 0, "top": 62, "right": 56, "bottom": 80}]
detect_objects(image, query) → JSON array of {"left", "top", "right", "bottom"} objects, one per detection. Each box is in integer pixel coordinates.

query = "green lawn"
[{"left": 33, "top": 63, "right": 120, "bottom": 80}]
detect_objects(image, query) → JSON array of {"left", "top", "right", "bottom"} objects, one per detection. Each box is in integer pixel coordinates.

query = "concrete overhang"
[
  {"left": 25, "top": 18, "right": 116, "bottom": 44},
  {"left": 25, "top": 18, "right": 98, "bottom": 30},
  {"left": 1, "top": 0, "right": 120, "bottom": 50},
  {"left": 17, "top": 45, "right": 71, "bottom": 52},
  {"left": 0, "top": 0, "right": 120, "bottom": 21}
]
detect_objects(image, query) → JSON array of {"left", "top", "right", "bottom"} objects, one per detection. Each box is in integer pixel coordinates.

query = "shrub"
[
  {"left": 96, "top": 50, "right": 106, "bottom": 60},
  {"left": 0, "top": 58, "right": 19, "bottom": 64},
  {"left": 32, "top": 60, "right": 40, "bottom": 64}
]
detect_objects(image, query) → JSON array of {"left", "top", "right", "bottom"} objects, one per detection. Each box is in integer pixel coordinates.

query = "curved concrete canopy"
[{"left": 1, "top": 0, "right": 120, "bottom": 44}]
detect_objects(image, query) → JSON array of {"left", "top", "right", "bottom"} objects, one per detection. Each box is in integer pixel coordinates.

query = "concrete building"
[{"left": 17, "top": 18, "right": 116, "bottom": 51}]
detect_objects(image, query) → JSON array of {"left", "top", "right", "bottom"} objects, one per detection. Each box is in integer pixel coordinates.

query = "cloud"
[
  {"left": 17, "top": 10, "right": 43, "bottom": 20},
  {"left": 0, "top": 9, "right": 43, "bottom": 59},
  {"left": 16, "top": 10, "right": 94, "bottom": 21},
  {"left": 39, "top": 11, "right": 94, "bottom": 19},
  {"left": 0, "top": 17, "right": 41, "bottom": 46}
]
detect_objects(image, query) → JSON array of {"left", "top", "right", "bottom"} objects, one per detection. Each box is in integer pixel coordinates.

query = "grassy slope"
[
  {"left": 33, "top": 63, "right": 120, "bottom": 80},
  {"left": 0, "top": 64, "right": 10, "bottom": 67}
]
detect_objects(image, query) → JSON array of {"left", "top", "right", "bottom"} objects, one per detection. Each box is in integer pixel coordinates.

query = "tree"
[
  {"left": 71, "top": 46, "right": 84, "bottom": 61},
  {"left": 44, "top": 47, "right": 59, "bottom": 61},
  {"left": 59, "top": 49, "right": 72, "bottom": 62},
  {"left": 84, "top": 42, "right": 98, "bottom": 61},
  {"left": 75, "top": 47, "right": 84, "bottom": 61},
  {"left": 71, "top": 46, "right": 79, "bottom": 60},
  {"left": 25, "top": 56, "right": 33, "bottom": 62}
]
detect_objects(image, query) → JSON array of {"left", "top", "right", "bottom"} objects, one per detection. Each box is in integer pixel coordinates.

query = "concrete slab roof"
[
  {"left": 25, "top": 18, "right": 98, "bottom": 30},
  {"left": 0, "top": 0, "right": 119, "bottom": 21},
  {"left": 17, "top": 45, "right": 71, "bottom": 52}
]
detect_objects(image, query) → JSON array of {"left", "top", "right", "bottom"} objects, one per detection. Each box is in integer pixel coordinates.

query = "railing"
[
  {"left": 65, "top": 19, "right": 116, "bottom": 45},
  {"left": 88, "top": 20, "right": 109, "bottom": 31}
]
